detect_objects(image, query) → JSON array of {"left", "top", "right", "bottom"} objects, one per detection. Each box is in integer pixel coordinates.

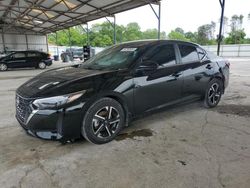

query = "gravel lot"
[{"left": 0, "top": 59, "right": 250, "bottom": 188}]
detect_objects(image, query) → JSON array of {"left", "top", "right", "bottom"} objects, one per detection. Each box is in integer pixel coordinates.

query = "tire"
[
  {"left": 38, "top": 62, "right": 46, "bottom": 69},
  {"left": 204, "top": 79, "right": 223, "bottom": 108},
  {"left": 82, "top": 97, "right": 125, "bottom": 144},
  {"left": 0, "top": 63, "right": 8, "bottom": 71}
]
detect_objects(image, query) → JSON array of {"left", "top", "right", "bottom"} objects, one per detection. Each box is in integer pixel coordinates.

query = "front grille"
[{"left": 16, "top": 94, "right": 33, "bottom": 125}]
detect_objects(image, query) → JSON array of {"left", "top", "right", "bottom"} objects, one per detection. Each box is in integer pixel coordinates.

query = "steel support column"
[
  {"left": 56, "top": 31, "right": 59, "bottom": 55},
  {"left": 105, "top": 16, "right": 116, "bottom": 44},
  {"left": 217, "top": 0, "right": 226, "bottom": 56},
  {"left": 45, "top": 34, "right": 49, "bottom": 52},
  {"left": 68, "top": 29, "right": 72, "bottom": 50},
  {"left": 114, "top": 15, "right": 116, "bottom": 44},
  {"left": 25, "top": 34, "right": 29, "bottom": 50},
  {"left": 1, "top": 31, "right": 6, "bottom": 52},
  {"left": 149, "top": 2, "right": 161, "bottom": 39},
  {"left": 79, "top": 24, "right": 90, "bottom": 46},
  {"left": 87, "top": 23, "right": 90, "bottom": 46}
]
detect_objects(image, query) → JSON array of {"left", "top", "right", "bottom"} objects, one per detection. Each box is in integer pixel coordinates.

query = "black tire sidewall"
[
  {"left": 204, "top": 79, "right": 223, "bottom": 108},
  {"left": 82, "top": 97, "right": 125, "bottom": 144}
]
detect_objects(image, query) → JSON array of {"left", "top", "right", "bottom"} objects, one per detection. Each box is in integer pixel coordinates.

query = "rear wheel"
[
  {"left": 38, "top": 62, "right": 46, "bottom": 69},
  {"left": 204, "top": 79, "right": 223, "bottom": 108},
  {"left": 0, "top": 63, "right": 8, "bottom": 71},
  {"left": 82, "top": 97, "right": 125, "bottom": 144}
]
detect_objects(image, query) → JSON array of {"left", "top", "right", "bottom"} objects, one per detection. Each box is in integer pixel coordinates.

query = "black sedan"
[
  {"left": 16, "top": 40, "right": 229, "bottom": 144},
  {"left": 0, "top": 50, "right": 52, "bottom": 71}
]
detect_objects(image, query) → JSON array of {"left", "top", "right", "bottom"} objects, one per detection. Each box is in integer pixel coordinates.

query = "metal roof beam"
[
  {"left": 1, "top": 0, "right": 162, "bottom": 34},
  {"left": 2, "top": 0, "right": 18, "bottom": 18}
]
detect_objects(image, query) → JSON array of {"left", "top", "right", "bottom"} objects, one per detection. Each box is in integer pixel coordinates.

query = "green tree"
[
  {"left": 185, "top": 31, "right": 198, "bottom": 42},
  {"left": 231, "top": 14, "right": 244, "bottom": 32},
  {"left": 174, "top": 27, "right": 185, "bottom": 35},
  {"left": 225, "top": 29, "right": 246, "bottom": 44},
  {"left": 168, "top": 27, "right": 189, "bottom": 41},
  {"left": 224, "top": 15, "right": 246, "bottom": 44},
  {"left": 197, "top": 23, "right": 216, "bottom": 45},
  {"left": 123, "top": 22, "right": 142, "bottom": 41},
  {"left": 142, "top": 29, "right": 158, "bottom": 39},
  {"left": 89, "top": 22, "right": 114, "bottom": 46},
  {"left": 168, "top": 30, "right": 188, "bottom": 41}
]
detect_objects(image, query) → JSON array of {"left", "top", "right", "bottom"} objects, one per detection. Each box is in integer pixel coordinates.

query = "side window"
[
  {"left": 144, "top": 44, "right": 176, "bottom": 67},
  {"left": 13, "top": 52, "right": 26, "bottom": 59},
  {"left": 197, "top": 47, "right": 208, "bottom": 61},
  {"left": 27, "top": 52, "right": 37, "bottom": 57},
  {"left": 179, "top": 45, "right": 199, "bottom": 64}
]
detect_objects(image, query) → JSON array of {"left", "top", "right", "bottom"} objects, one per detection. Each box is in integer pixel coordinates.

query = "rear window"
[
  {"left": 197, "top": 47, "right": 208, "bottom": 61},
  {"left": 179, "top": 44, "right": 199, "bottom": 63},
  {"left": 27, "top": 52, "right": 37, "bottom": 57}
]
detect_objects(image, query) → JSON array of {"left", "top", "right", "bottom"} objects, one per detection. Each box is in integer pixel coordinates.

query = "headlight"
[{"left": 32, "top": 91, "right": 85, "bottom": 110}]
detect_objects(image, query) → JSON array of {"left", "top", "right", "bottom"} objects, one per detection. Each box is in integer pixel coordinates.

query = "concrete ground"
[{"left": 0, "top": 59, "right": 250, "bottom": 188}]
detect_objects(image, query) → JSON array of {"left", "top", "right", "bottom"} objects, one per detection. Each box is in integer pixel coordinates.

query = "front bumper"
[
  {"left": 16, "top": 95, "right": 85, "bottom": 141},
  {"left": 45, "top": 59, "right": 53, "bottom": 66},
  {"left": 16, "top": 109, "right": 62, "bottom": 140}
]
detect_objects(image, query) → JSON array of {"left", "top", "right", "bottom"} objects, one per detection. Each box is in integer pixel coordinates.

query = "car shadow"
[{"left": 65, "top": 99, "right": 204, "bottom": 146}]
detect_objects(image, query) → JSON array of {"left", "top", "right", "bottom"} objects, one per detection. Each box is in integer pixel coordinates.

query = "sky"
[{"left": 89, "top": 0, "right": 250, "bottom": 37}]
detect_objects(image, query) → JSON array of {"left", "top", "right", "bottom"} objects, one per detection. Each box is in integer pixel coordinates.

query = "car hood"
[{"left": 17, "top": 65, "right": 116, "bottom": 98}]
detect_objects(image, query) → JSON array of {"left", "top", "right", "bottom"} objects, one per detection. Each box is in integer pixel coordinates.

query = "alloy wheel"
[
  {"left": 39, "top": 62, "right": 46, "bottom": 69},
  {"left": 208, "top": 83, "right": 221, "bottom": 105},
  {"left": 0, "top": 64, "right": 7, "bottom": 71},
  {"left": 92, "top": 106, "right": 120, "bottom": 138}
]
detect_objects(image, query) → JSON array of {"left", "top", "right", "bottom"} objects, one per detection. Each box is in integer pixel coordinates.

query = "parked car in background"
[
  {"left": 0, "top": 50, "right": 52, "bottom": 71},
  {"left": 66, "top": 48, "right": 83, "bottom": 60},
  {"left": 16, "top": 40, "right": 229, "bottom": 144}
]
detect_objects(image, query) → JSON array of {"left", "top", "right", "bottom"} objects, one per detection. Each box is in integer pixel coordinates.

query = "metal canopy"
[{"left": 0, "top": 0, "right": 161, "bottom": 34}]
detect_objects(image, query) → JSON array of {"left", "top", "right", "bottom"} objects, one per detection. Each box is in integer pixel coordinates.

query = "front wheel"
[
  {"left": 82, "top": 98, "right": 125, "bottom": 144},
  {"left": 0, "top": 63, "right": 8, "bottom": 71},
  {"left": 38, "top": 62, "right": 46, "bottom": 69},
  {"left": 204, "top": 79, "right": 223, "bottom": 108}
]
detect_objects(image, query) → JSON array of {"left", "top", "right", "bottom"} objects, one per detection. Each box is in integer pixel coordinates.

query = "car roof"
[{"left": 119, "top": 39, "right": 200, "bottom": 47}]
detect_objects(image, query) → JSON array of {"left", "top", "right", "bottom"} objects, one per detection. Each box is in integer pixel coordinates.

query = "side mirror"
[
  {"left": 137, "top": 61, "right": 158, "bottom": 72},
  {"left": 7, "top": 55, "right": 13, "bottom": 60}
]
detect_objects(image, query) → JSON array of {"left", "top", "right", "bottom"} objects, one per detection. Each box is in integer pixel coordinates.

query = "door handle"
[
  {"left": 134, "top": 84, "right": 141, "bottom": 88},
  {"left": 206, "top": 64, "right": 212, "bottom": 70},
  {"left": 172, "top": 72, "right": 182, "bottom": 77}
]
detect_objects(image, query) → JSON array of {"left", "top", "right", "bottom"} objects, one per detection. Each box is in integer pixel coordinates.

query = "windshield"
[{"left": 81, "top": 43, "right": 146, "bottom": 70}]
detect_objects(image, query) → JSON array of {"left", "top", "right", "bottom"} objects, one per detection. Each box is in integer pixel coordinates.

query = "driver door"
[
  {"left": 133, "top": 43, "right": 183, "bottom": 114},
  {"left": 8, "top": 52, "right": 27, "bottom": 68}
]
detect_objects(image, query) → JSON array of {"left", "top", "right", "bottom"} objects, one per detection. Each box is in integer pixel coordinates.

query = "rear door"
[
  {"left": 7, "top": 52, "right": 27, "bottom": 68},
  {"left": 177, "top": 44, "right": 214, "bottom": 97},
  {"left": 26, "top": 52, "right": 40, "bottom": 67}
]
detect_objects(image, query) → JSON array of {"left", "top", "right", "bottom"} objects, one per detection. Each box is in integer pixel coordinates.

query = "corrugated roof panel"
[
  {"left": 103, "top": 0, "right": 132, "bottom": 10},
  {"left": 0, "top": 0, "right": 160, "bottom": 34},
  {"left": 90, "top": 0, "right": 119, "bottom": 8},
  {"left": 75, "top": 4, "right": 96, "bottom": 14},
  {"left": 52, "top": 3, "right": 69, "bottom": 12},
  {"left": 40, "top": 0, "right": 58, "bottom": 8},
  {"left": 40, "top": 22, "right": 54, "bottom": 28},
  {"left": 53, "top": 15, "right": 71, "bottom": 22}
]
